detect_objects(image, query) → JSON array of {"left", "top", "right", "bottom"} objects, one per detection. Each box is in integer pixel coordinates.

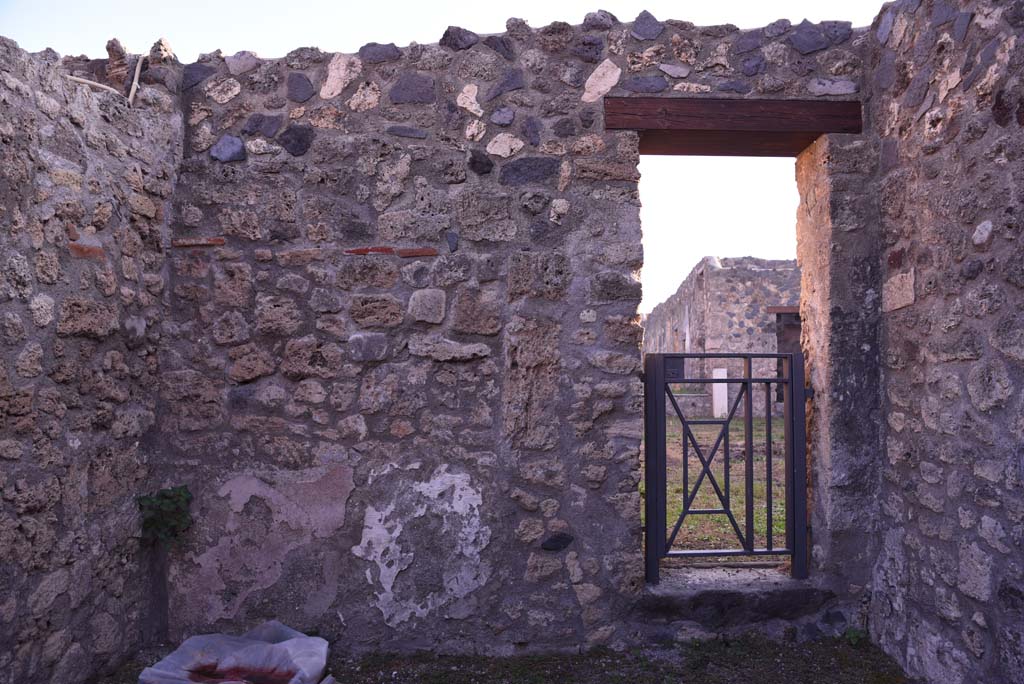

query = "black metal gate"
[{"left": 643, "top": 353, "right": 809, "bottom": 582}]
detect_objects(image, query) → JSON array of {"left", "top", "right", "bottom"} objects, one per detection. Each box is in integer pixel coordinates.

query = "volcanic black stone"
[
  {"left": 718, "top": 80, "right": 753, "bottom": 94},
  {"left": 210, "top": 135, "right": 246, "bottom": 163},
  {"left": 358, "top": 42, "right": 402, "bottom": 63},
  {"left": 952, "top": 12, "right": 973, "bottom": 42},
  {"left": 571, "top": 35, "right": 604, "bottom": 63},
  {"left": 993, "top": 90, "right": 1015, "bottom": 127},
  {"left": 446, "top": 231, "right": 459, "bottom": 253},
  {"left": 540, "top": 532, "right": 574, "bottom": 551},
  {"left": 741, "top": 54, "right": 766, "bottom": 76},
  {"left": 821, "top": 21, "right": 853, "bottom": 45},
  {"left": 582, "top": 9, "right": 617, "bottom": 31},
  {"left": 498, "top": 157, "right": 560, "bottom": 186},
  {"left": 521, "top": 116, "right": 542, "bottom": 147},
  {"left": 622, "top": 75, "right": 668, "bottom": 93},
  {"left": 468, "top": 149, "right": 493, "bottom": 175},
  {"left": 483, "top": 68, "right": 525, "bottom": 102},
  {"left": 904, "top": 71, "right": 933, "bottom": 109},
  {"left": 874, "top": 51, "right": 897, "bottom": 90},
  {"left": 930, "top": 1, "right": 958, "bottom": 27},
  {"left": 483, "top": 35, "right": 516, "bottom": 61},
  {"left": 385, "top": 125, "right": 429, "bottom": 139},
  {"left": 788, "top": 20, "right": 830, "bottom": 55},
  {"left": 579, "top": 108, "right": 596, "bottom": 129},
  {"left": 876, "top": 10, "right": 895, "bottom": 44},
  {"left": 765, "top": 19, "right": 791, "bottom": 38},
  {"left": 731, "top": 29, "right": 764, "bottom": 54},
  {"left": 440, "top": 26, "right": 480, "bottom": 51},
  {"left": 490, "top": 107, "right": 515, "bottom": 126},
  {"left": 182, "top": 63, "right": 215, "bottom": 90},
  {"left": 1008, "top": 1, "right": 1024, "bottom": 28},
  {"left": 241, "top": 113, "right": 283, "bottom": 138},
  {"left": 278, "top": 124, "right": 315, "bottom": 156},
  {"left": 286, "top": 72, "right": 315, "bottom": 102},
  {"left": 389, "top": 72, "right": 436, "bottom": 104},
  {"left": 631, "top": 10, "right": 663, "bottom": 40},
  {"left": 553, "top": 117, "right": 576, "bottom": 138}
]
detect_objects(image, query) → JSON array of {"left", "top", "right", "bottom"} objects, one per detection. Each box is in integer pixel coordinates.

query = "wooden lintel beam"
[{"left": 604, "top": 97, "right": 863, "bottom": 134}]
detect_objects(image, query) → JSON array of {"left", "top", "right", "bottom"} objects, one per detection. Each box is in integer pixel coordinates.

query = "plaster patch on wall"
[
  {"left": 352, "top": 465, "right": 492, "bottom": 626},
  {"left": 169, "top": 463, "right": 354, "bottom": 627}
]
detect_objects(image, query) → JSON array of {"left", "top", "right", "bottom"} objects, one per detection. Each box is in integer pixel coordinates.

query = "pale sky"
[{"left": 0, "top": 0, "right": 884, "bottom": 312}]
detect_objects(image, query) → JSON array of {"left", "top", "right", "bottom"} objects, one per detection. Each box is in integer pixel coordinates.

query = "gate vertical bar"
[
  {"left": 743, "top": 358, "right": 754, "bottom": 552},
  {"left": 790, "top": 353, "right": 809, "bottom": 579},
  {"left": 643, "top": 353, "right": 665, "bottom": 584},
  {"left": 764, "top": 382, "right": 773, "bottom": 551},
  {"left": 782, "top": 357, "right": 794, "bottom": 557}
]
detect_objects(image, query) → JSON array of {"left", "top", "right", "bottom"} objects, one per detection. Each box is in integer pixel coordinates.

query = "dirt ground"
[{"left": 94, "top": 634, "right": 914, "bottom": 684}]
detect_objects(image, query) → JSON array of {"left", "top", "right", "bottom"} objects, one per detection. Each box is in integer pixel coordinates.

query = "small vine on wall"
[{"left": 137, "top": 485, "right": 193, "bottom": 546}]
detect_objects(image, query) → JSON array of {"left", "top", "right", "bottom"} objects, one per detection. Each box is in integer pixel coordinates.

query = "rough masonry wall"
[
  {"left": 0, "top": 39, "right": 183, "bottom": 684},
  {"left": 1, "top": 7, "right": 876, "bottom": 683},
  {"left": 866, "top": 1, "right": 1024, "bottom": 682},
  {"left": 153, "top": 11, "right": 864, "bottom": 655}
]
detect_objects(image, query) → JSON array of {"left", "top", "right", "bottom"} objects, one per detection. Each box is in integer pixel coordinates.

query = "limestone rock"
[
  {"left": 226, "top": 51, "right": 260, "bottom": 75},
  {"left": 486, "top": 132, "right": 525, "bottom": 158},
  {"left": 408, "top": 334, "right": 490, "bottom": 361},
  {"left": 56, "top": 298, "right": 118, "bottom": 339},
  {"left": 408, "top": 288, "right": 446, "bottom": 324},
  {"left": 882, "top": 270, "right": 915, "bottom": 312},
  {"left": 456, "top": 83, "right": 483, "bottom": 117},
  {"left": 320, "top": 53, "right": 362, "bottom": 99},
  {"left": 581, "top": 59, "right": 621, "bottom": 103}
]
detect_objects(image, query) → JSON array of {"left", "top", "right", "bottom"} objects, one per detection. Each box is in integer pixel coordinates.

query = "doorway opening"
[{"left": 605, "top": 97, "right": 864, "bottom": 584}]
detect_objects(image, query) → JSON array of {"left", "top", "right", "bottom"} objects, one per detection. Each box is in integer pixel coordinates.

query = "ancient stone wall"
[
  {"left": 0, "top": 38, "right": 183, "bottom": 684},
  {"left": 865, "top": 2, "right": 1024, "bottom": 682},
  {"left": 10, "top": 3, "right": 1020, "bottom": 683},
  {"left": 147, "top": 11, "right": 866, "bottom": 656}
]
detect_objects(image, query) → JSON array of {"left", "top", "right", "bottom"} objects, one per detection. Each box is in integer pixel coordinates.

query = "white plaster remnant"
[
  {"left": 351, "top": 465, "right": 492, "bottom": 626},
  {"left": 456, "top": 83, "right": 483, "bottom": 117},
  {"left": 169, "top": 464, "right": 354, "bottom": 627}
]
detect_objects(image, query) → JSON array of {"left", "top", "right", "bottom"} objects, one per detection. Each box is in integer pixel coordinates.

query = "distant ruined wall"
[
  {"left": 865, "top": 2, "right": 1024, "bottom": 683},
  {"left": 0, "top": 38, "right": 183, "bottom": 684},
  {"left": 642, "top": 256, "right": 800, "bottom": 357}
]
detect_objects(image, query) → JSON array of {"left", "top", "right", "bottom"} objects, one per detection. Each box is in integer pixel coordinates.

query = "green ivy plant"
[{"left": 137, "top": 485, "right": 193, "bottom": 546}]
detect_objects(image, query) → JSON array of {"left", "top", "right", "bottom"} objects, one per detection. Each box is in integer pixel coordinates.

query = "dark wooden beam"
[{"left": 603, "top": 97, "right": 862, "bottom": 157}]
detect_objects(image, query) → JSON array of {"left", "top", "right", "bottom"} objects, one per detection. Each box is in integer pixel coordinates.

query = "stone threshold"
[{"left": 634, "top": 566, "right": 837, "bottom": 631}]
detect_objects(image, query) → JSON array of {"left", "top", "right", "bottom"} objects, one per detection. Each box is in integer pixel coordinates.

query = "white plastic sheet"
[{"left": 138, "top": 621, "right": 329, "bottom": 684}]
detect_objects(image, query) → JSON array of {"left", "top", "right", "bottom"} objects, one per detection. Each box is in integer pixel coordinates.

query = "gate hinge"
[
  {"left": 638, "top": 371, "right": 646, "bottom": 383},
  {"left": 805, "top": 386, "right": 815, "bottom": 400}
]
